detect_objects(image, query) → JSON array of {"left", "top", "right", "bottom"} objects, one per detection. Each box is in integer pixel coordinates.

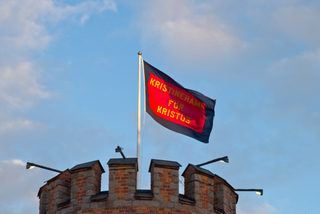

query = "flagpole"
[{"left": 137, "top": 51, "right": 142, "bottom": 189}]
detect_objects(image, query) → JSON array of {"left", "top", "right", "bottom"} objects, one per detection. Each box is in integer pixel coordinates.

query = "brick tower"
[{"left": 38, "top": 158, "right": 238, "bottom": 214}]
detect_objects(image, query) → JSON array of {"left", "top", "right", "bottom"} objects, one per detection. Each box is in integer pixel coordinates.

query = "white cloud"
[
  {"left": 0, "top": 159, "right": 46, "bottom": 214},
  {"left": 0, "top": 0, "right": 116, "bottom": 109},
  {"left": 0, "top": 0, "right": 116, "bottom": 52},
  {"left": 274, "top": 4, "right": 320, "bottom": 46},
  {"left": 0, "top": 119, "right": 43, "bottom": 134},
  {"left": 266, "top": 48, "right": 320, "bottom": 107},
  {"left": 1, "top": 159, "right": 25, "bottom": 167},
  {"left": 81, "top": 14, "right": 90, "bottom": 25},
  {"left": 0, "top": 0, "right": 52, "bottom": 51},
  {"left": 0, "top": 62, "right": 50, "bottom": 109},
  {"left": 44, "top": 0, "right": 117, "bottom": 23},
  {"left": 140, "top": 0, "right": 242, "bottom": 65},
  {"left": 238, "top": 203, "right": 279, "bottom": 214},
  {"left": 0, "top": 0, "right": 118, "bottom": 170},
  {"left": 159, "top": 16, "right": 241, "bottom": 57}
]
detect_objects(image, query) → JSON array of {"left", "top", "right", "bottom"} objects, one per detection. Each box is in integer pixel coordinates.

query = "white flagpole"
[{"left": 137, "top": 51, "right": 142, "bottom": 189}]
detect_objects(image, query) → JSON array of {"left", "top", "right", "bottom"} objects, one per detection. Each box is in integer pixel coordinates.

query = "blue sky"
[{"left": 0, "top": 0, "right": 319, "bottom": 213}]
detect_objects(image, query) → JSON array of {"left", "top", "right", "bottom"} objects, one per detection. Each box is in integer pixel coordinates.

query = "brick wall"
[
  {"left": 108, "top": 158, "right": 137, "bottom": 205},
  {"left": 182, "top": 164, "right": 214, "bottom": 213},
  {"left": 42, "top": 170, "right": 71, "bottom": 214},
  {"left": 38, "top": 158, "right": 238, "bottom": 214},
  {"left": 149, "top": 159, "right": 180, "bottom": 204},
  {"left": 38, "top": 185, "right": 48, "bottom": 214},
  {"left": 213, "top": 176, "right": 238, "bottom": 214}
]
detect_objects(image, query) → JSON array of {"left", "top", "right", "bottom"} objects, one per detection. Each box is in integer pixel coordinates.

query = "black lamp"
[
  {"left": 196, "top": 156, "right": 229, "bottom": 167},
  {"left": 234, "top": 189, "right": 263, "bottom": 196},
  {"left": 26, "top": 162, "right": 62, "bottom": 173},
  {"left": 115, "top": 146, "right": 126, "bottom": 159}
]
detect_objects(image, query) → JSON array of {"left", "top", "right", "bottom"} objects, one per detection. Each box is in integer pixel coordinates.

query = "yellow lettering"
[
  {"left": 162, "top": 84, "right": 167, "bottom": 92},
  {"left": 180, "top": 92, "right": 185, "bottom": 100},
  {"left": 189, "top": 98, "right": 194, "bottom": 105},
  {"left": 173, "top": 101, "right": 179, "bottom": 109},
  {"left": 179, "top": 103, "right": 184, "bottom": 111},
  {"left": 157, "top": 106, "right": 162, "bottom": 113},
  {"left": 168, "top": 87, "right": 173, "bottom": 95},
  {"left": 155, "top": 81, "right": 160, "bottom": 88},
  {"left": 174, "top": 90, "right": 180, "bottom": 98},
  {"left": 175, "top": 112, "right": 181, "bottom": 119},
  {"left": 169, "top": 100, "right": 185, "bottom": 112},
  {"left": 170, "top": 111, "right": 175, "bottom": 118},
  {"left": 184, "top": 95, "right": 190, "bottom": 103},
  {"left": 162, "top": 107, "right": 167, "bottom": 115},
  {"left": 186, "top": 117, "right": 190, "bottom": 124},
  {"left": 149, "top": 78, "right": 155, "bottom": 86},
  {"left": 194, "top": 100, "right": 201, "bottom": 108}
]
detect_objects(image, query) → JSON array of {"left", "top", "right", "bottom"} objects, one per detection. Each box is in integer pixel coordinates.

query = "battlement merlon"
[
  {"left": 107, "top": 158, "right": 138, "bottom": 203},
  {"left": 69, "top": 160, "right": 105, "bottom": 206},
  {"left": 149, "top": 159, "right": 181, "bottom": 203}
]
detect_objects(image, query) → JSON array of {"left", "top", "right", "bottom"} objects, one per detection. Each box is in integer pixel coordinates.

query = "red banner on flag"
[
  {"left": 148, "top": 73, "right": 206, "bottom": 133},
  {"left": 144, "top": 61, "right": 216, "bottom": 143}
]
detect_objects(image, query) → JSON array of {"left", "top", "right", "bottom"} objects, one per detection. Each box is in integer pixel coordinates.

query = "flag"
[{"left": 143, "top": 61, "right": 216, "bottom": 143}]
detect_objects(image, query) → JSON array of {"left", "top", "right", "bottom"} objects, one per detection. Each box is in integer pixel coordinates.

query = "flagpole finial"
[{"left": 138, "top": 51, "right": 142, "bottom": 55}]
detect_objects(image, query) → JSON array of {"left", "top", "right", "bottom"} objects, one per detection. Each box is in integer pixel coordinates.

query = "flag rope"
[{"left": 142, "top": 58, "right": 146, "bottom": 126}]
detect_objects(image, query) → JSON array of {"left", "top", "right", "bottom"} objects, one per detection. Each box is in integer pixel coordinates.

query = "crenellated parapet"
[
  {"left": 182, "top": 164, "right": 238, "bottom": 214},
  {"left": 38, "top": 158, "right": 238, "bottom": 214}
]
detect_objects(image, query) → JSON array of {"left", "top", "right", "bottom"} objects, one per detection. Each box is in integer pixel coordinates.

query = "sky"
[{"left": 0, "top": 0, "right": 319, "bottom": 213}]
